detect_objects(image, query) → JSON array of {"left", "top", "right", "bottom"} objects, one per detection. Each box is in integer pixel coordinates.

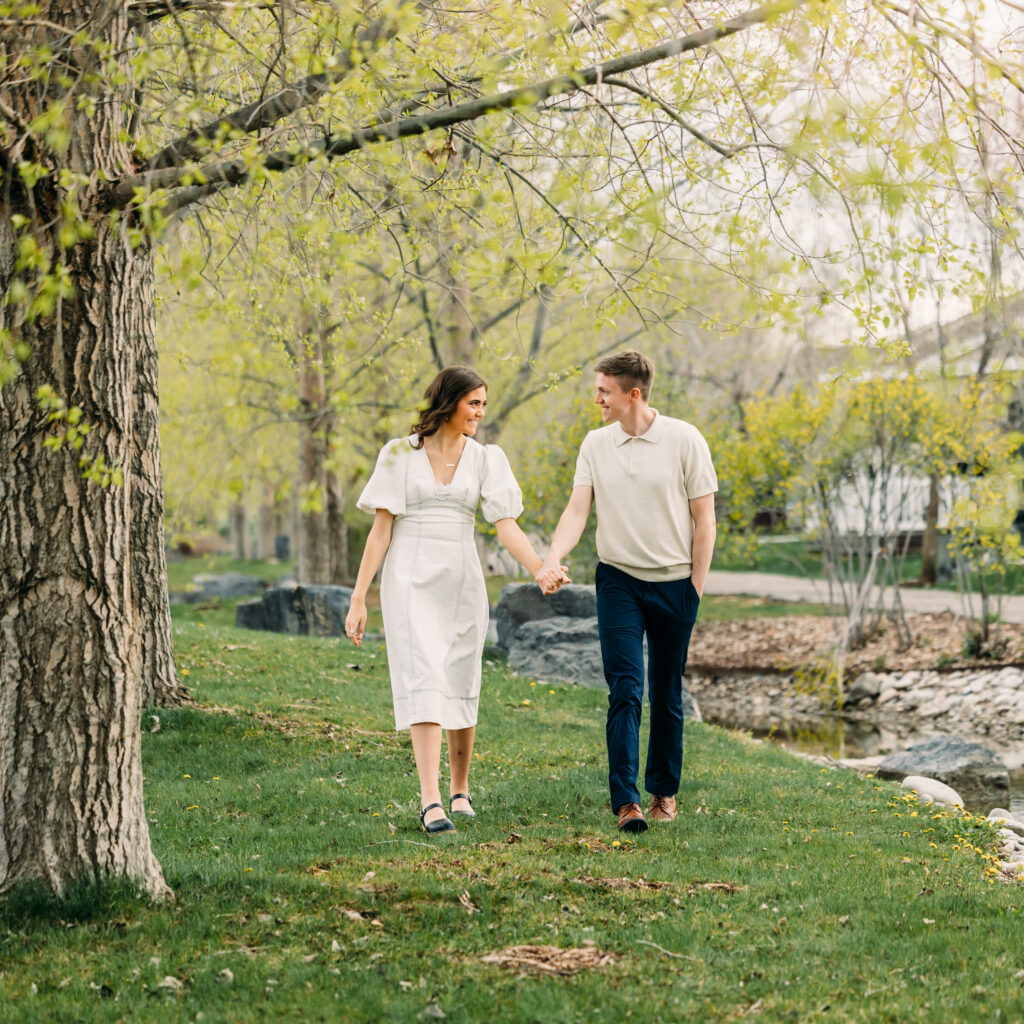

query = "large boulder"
[
  {"left": 236, "top": 583, "right": 353, "bottom": 637},
  {"left": 173, "top": 572, "right": 267, "bottom": 604},
  {"left": 875, "top": 736, "right": 1009, "bottom": 812},
  {"left": 493, "top": 582, "right": 597, "bottom": 650},
  {"left": 507, "top": 616, "right": 701, "bottom": 721}
]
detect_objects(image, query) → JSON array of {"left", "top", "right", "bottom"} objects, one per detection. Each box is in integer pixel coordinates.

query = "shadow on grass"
[{"left": 0, "top": 877, "right": 149, "bottom": 930}]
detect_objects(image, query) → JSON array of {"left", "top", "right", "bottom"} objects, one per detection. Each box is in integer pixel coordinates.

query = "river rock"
[
  {"left": 174, "top": 572, "right": 267, "bottom": 603},
  {"left": 875, "top": 737, "right": 1009, "bottom": 811},
  {"left": 508, "top": 616, "right": 701, "bottom": 721},
  {"left": 493, "top": 583, "right": 597, "bottom": 650},
  {"left": 236, "top": 583, "right": 353, "bottom": 637},
  {"left": 847, "top": 671, "right": 881, "bottom": 705},
  {"left": 989, "top": 810, "right": 1024, "bottom": 837},
  {"left": 900, "top": 775, "right": 963, "bottom": 808}
]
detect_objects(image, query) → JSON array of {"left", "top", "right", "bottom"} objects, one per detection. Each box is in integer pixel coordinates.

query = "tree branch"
[
  {"left": 108, "top": 0, "right": 808, "bottom": 209},
  {"left": 146, "top": 15, "right": 399, "bottom": 170}
]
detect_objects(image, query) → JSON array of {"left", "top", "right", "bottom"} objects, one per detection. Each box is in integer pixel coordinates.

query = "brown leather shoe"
[
  {"left": 648, "top": 795, "right": 677, "bottom": 822},
  {"left": 616, "top": 802, "right": 649, "bottom": 833}
]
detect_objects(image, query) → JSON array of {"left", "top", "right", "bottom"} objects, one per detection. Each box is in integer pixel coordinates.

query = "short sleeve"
[
  {"left": 681, "top": 428, "right": 718, "bottom": 499},
  {"left": 572, "top": 433, "right": 594, "bottom": 488},
  {"left": 356, "top": 438, "right": 410, "bottom": 516},
  {"left": 480, "top": 445, "right": 524, "bottom": 523}
]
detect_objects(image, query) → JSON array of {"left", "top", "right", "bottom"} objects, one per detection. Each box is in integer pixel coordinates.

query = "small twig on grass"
[
  {"left": 365, "top": 840, "right": 438, "bottom": 849},
  {"left": 636, "top": 939, "right": 703, "bottom": 962}
]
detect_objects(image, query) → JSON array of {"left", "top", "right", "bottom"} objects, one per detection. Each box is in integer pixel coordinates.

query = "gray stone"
[
  {"left": 507, "top": 615, "right": 701, "bottom": 722},
  {"left": 235, "top": 583, "right": 353, "bottom": 637},
  {"left": 235, "top": 597, "right": 268, "bottom": 631},
  {"left": 847, "top": 671, "right": 881, "bottom": 705},
  {"left": 174, "top": 572, "right": 267, "bottom": 604},
  {"left": 493, "top": 582, "right": 597, "bottom": 650},
  {"left": 875, "top": 736, "right": 1010, "bottom": 812}
]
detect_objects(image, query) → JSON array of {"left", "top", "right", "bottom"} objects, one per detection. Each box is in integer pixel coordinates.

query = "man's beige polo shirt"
[{"left": 572, "top": 412, "right": 717, "bottom": 582}]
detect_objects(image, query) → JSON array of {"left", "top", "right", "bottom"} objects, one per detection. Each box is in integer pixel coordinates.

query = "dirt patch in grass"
[
  {"left": 481, "top": 944, "right": 618, "bottom": 975},
  {"left": 573, "top": 875, "right": 674, "bottom": 890},
  {"left": 689, "top": 612, "right": 1024, "bottom": 675}
]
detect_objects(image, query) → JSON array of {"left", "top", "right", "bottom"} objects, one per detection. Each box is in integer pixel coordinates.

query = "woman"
[{"left": 345, "top": 366, "right": 557, "bottom": 835}]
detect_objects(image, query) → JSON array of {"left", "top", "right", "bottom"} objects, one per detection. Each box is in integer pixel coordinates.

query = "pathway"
[{"left": 705, "top": 570, "right": 1024, "bottom": 625}]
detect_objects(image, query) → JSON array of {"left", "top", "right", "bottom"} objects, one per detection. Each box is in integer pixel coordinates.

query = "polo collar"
[{"left": 612, "top": 409, "right": 663, "bottom": 446}]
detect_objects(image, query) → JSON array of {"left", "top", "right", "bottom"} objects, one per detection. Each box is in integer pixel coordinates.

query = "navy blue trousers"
[{"left": 595, "top": 562, "right": 700, "bottom": 813}]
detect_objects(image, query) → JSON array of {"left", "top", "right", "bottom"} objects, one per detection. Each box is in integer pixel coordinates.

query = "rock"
[
  {"left": 507, "top": 617, "right": 604, "bottom": 683},
  {"left": 900, "top": 775, "right": 963, "bottom": 808},
  {"left": 507, "top": 616, "right": 701, "bottom": 722},
  {"left": 494, "top": 583, "right": 597, "bottom": 649},
  {"left": 235, "top": 597, "right": 268, "bottom": 631},
  {"left": 847, "top": 671, "right": 881, "bottom": 705},
  {"left": 173, "top": 572, "right": 267, "bottom": 604},
  {"left": 235, "top": 583, "right": 353, "bottom": 636},
  {"left": 988, "top": 810, "right": 1024, "bottom": 837},
  {"left": 875, "top": 737, "right": 1009, "bottom": 812}
]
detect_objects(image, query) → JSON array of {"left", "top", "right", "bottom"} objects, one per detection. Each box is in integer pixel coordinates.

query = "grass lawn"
[{"left": 1, "top": 601, "right": 1020, "bottom": 1023}]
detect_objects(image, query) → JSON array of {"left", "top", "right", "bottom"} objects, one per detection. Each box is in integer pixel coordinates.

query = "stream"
[{"left": 702, "top": 710, "right": 1024, "bottom": 819}]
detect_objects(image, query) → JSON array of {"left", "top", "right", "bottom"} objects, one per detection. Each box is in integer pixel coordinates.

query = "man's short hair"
[{"left": 594, "top": 350, "right": 654, "bottom": 401}]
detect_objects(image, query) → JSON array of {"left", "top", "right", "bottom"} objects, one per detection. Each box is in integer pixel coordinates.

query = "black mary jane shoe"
[
  {"left": 449, "top": 793, "right": 476, "bottom": 819},
  {"left": 420, "top": 802, "right": 456, "bottom": 835}
]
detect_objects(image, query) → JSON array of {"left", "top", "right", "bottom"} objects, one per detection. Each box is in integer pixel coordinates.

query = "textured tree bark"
[
  {"left": 0, "top": 4, "right": 170, "bottom": 896},
  {"left": 134, "top": 296, "right": 191, "bottom": 709},
  {"left": 0, "top": 216, "right": 171, "bottom": 897}
]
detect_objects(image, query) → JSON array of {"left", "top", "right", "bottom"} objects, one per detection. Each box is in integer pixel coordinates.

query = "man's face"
[{"left": 594, "top": 373, "right": 635, "bottom": 423}]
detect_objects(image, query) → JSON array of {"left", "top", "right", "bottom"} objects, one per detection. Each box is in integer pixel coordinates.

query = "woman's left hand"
[{"left": 345, "top": 597, "right": 367, "bottom": 646}]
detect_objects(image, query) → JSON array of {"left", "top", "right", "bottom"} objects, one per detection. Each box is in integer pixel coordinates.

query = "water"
[{"left": 703, "top": 712, "right": 1024, "bottom": 819}]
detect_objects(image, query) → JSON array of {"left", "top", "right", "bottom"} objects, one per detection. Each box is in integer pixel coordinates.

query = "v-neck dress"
[{"left": 356, "top": 436, "right": 524, "bottom": 730}]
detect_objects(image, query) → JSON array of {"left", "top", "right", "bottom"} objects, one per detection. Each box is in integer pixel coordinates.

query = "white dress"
[{"left": 357, "top": 436, "right": 524, "bottom": 730}]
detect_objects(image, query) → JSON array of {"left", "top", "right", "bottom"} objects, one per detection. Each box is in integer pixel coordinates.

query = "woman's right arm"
[{"left": 345, "top": 509, "right": 395, "bottom": 645}]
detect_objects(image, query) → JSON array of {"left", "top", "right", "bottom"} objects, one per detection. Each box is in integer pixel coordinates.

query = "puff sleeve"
[
  {"left": 356, "top": 438, "right": 411, "bottom": 516},
  {"left": 479, "top": 444, "right": 524, "bottom": 523}
]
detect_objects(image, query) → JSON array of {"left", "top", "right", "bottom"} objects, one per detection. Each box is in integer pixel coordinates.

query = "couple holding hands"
[{"left": 344, "top": 351, "right": 717, "bottom": 835}]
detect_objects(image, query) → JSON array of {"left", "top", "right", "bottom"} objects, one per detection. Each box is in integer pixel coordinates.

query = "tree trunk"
[
  {"left": 920, "top": 472, "right": 940, "bottom": 586},
  {"left": 134, "top": 302, "right": 191, "bottom": 708},
  {"left": 257, "top": 484, "right": 284, "bottom": 560},
  {"left": 229, "top": 501, "right": 247, "bottom": 560},
  {"left": 0, "top": 4, "right": 170, "bottom": 896},
  {"left": 325, "top": 467, "right": 348, "bottom": 584},
  {"left": 296, "top": 341, "right": 331, "bottom": 584},
  {"left": 0, "top": 221, "right": 170, "bottom": 899}
]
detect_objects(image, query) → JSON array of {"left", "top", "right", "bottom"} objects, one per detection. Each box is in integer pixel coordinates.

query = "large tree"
[{"left": 2, "top": 0, "right": 1021, "bottom": 898}]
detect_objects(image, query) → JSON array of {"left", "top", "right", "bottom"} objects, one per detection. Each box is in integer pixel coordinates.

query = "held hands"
[
  {"left": 345, "top": 597, "right": 367, "bottom": 646},
  {"left": 535, "top": 563, "right": 571, "bottom": 595}
]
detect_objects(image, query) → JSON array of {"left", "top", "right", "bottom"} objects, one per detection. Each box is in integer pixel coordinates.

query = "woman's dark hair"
[{"left": 410, "top": 365, "right": 488, "bottom": 447}]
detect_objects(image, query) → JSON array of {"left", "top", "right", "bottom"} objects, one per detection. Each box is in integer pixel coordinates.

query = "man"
[{"left": 537, "top": 351, "right": 716, "bottom": 833}]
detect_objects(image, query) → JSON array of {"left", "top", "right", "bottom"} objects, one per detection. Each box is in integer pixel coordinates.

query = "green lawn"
[{"left": 0, "top": 609, "right": 1019, "bottom": 1023}]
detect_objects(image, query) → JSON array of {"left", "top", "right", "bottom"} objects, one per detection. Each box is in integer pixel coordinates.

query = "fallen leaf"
[
  {"left": 505, "top": 832, "right": 522, "bottom": 845},
  {"left": 218, "top": 968, "right": 234, "bottom": 985},
  {"left": 157, "top": 976, "right": 184, "bottom": 991},
  {"left": 418, "top": 1002, "right": 446, "bottom": 1020},
  {"left": 459, "top": 890, "right": 478, "bottom": 915}
]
